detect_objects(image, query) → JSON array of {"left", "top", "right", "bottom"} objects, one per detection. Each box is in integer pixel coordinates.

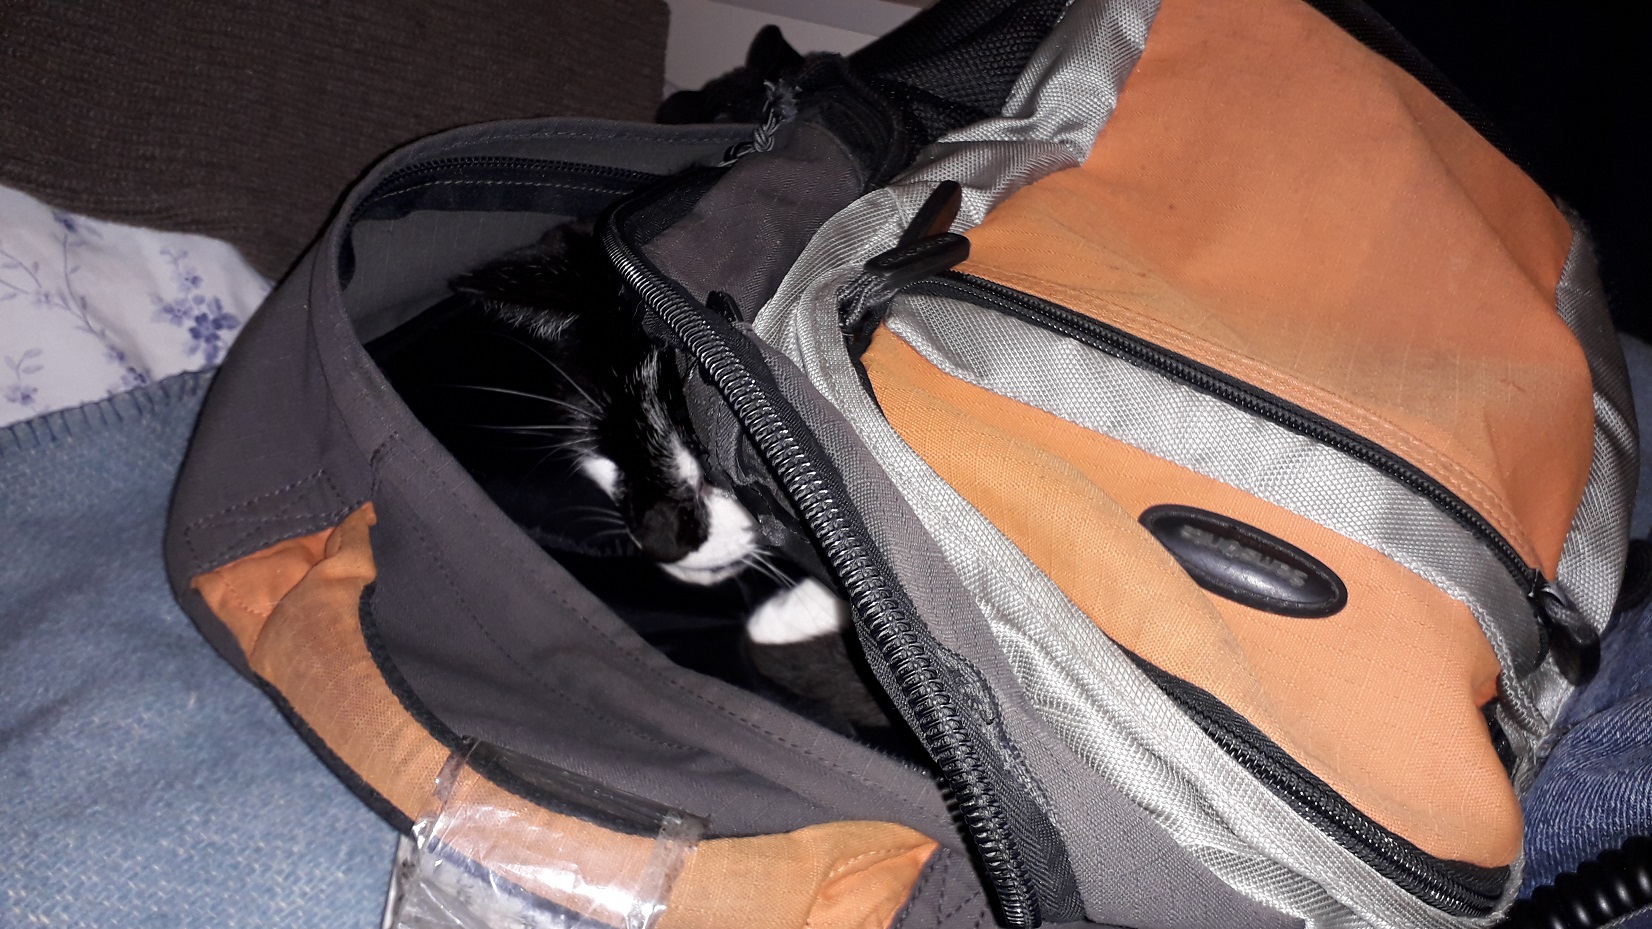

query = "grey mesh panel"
[
  {"left": 886, "top": 294, "right": 1551, "bottom": 744},
  {"left": 1552, "top": 215, "right": 1639, "bottom": 632},
  {"left": 900, "top": 0, "right": 1162, "bottom": 230}
]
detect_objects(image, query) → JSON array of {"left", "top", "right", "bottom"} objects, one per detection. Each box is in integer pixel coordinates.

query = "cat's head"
[{"left": 453, "top": 224, "right": 756, "bottom": 584}]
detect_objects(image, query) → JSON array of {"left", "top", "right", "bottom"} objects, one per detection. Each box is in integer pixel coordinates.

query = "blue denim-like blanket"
[{"left": 0, "top": 371, "right": 396, "bottom": 929}]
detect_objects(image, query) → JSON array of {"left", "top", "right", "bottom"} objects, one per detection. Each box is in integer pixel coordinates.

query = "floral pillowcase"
[{"left": 0, "top": 185, "right": 270, "bottom": 428}]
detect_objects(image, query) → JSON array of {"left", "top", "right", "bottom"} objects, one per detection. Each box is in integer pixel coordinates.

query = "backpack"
[{"left": 163, "top": 0, "right": 1636, "bottom": 926}]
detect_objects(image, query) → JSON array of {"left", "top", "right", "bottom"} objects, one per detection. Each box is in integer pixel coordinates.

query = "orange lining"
[{"left": 191, "top": 506, "right": 935, "bottom": 929}]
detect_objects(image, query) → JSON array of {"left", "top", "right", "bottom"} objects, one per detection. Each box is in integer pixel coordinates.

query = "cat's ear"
[{"left": 451, "top": 222, "right": 607, "bottom": 343}]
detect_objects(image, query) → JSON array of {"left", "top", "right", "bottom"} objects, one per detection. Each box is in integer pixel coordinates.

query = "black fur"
[
  {"left": 451, "top": 225, "right": 708, "bottom": 562},
  {"left": 368, "top": 223, "right": 917, "bottom": 761}
]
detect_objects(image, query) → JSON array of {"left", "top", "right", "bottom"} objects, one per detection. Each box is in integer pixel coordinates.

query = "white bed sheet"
[{"left": 0, "top": 185, "right": 269, "bottom": 428}]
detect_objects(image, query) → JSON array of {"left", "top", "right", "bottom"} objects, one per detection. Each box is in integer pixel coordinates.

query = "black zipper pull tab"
[
  {"left": 1534, "top": 583, "right": 1601, "bottom": 686},
  {"left": 706, "top": 290, "right": 743, "bottom": 324},
  {"left": 840, "top": 181, "right": 971, "bottom": 356},
  {"left": 897, "top": 179, "right": 964, "bottom": 248}
]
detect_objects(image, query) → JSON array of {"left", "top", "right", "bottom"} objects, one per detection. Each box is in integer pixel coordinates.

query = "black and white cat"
[{"left": 450, "top": 224, "right": 847, "bottom": 647}]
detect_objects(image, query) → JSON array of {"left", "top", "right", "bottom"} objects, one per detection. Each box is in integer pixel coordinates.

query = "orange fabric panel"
[
  {"left": 958, "top": 0, "right": 1591, "bottom": 575},
  {"left": 665, "top": 823, "right": 937, "bottom": 929},
  {"left": 191, "top": 527, "right": 330, "bottom": 660},
  {"left": 191, "top": 504, "right": 453, "bottom": 821},
  {"left": 864, "top": 329, "right": 1519, "bottom": 867},
  {"left": 191, "top": 507, "right": 934, "bottom": 928}
]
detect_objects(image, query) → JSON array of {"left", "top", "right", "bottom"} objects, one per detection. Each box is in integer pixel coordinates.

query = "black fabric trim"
[
  {"left": 849, "top": 0, "right": 1070, "bottom": 154},
  {"left": 357, "top": 582, "right": 472, "bottom": 756}
]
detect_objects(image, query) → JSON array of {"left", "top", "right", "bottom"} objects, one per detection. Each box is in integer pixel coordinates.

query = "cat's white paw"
[{"left": 746, "top": 578, "right": 849, "bottom": 645}]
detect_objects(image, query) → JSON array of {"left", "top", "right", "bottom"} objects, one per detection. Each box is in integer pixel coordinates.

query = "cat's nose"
[{"left": 634, "top": 501, "right": 705, "bottom": 563}]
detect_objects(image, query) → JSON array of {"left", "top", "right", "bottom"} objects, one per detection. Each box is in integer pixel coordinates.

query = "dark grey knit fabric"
[{"left": 0, "top": 0, "right": 669, "bottom": 278}]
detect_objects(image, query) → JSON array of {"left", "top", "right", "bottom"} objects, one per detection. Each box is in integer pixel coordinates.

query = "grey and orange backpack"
[{"left": 164, "top": 0, "right": 1637, "bottom": 926}]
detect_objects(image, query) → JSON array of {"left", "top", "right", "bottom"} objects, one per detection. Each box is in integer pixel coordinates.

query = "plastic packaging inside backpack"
[{"left": 164, "top": 0, "right": 1636, "bottom": 927}]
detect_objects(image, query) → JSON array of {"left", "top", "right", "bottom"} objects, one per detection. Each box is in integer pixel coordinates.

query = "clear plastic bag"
[{"left": 384, "top": 740, "right": 705, "bottom": 929}]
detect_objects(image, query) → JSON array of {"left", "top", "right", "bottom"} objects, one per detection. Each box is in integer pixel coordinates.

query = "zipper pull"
[
  {"left": 1533, "top": 583, "right": 1601, "bottom": 686},
  {"left": 840, "top": 181, "right": 970, "bottom": 356}
]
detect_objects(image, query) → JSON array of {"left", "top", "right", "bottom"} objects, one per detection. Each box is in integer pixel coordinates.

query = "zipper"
[
  {"left": 599, "top": 210, "right": 1043, "bottom": 928},
  {"left": 899, "top": 272, "right": 1533, "bottom": 914},
  {"left": 363, "top": 155, "right": 656, "bottom": 198},
  {"left": 1139, "top": 653, "right": 1507, "bottom": 914},
  {"left": 916, "top": 272, "right": 1610, "bottom": 685},
  {"left": 349, "top": 156, "right": 658, "bottom": 225},
  {"left": 916, "top": 272, "right": 1549, "bottom": 602}
]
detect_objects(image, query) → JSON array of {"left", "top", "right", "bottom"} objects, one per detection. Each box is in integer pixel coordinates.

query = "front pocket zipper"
[
  {"left": 1133, "top": 653, "right": 1507, "bottom": 915},
  {"left": 916, "top": 271, "right": 1549, "bottom": 605},
  {"left": 907, "top": 270, "right": 1599, "bottom": 688},
  {"left": 902, "top": 271, "right": 1528, "bottom": 914}
]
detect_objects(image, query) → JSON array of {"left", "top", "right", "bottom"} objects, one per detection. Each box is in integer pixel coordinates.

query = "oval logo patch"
[{"left": 1139, "top": 505, "right": 1347, "bottom": 618}]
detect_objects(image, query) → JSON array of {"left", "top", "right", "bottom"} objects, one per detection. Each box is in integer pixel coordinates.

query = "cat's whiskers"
[
  {"left": 561, "top": 504, "right": 629, "bottom": 529},
  {"left": 468, "top": 422, "right": 587, "bottom": 435},
  {"left": 741, "top": 549, "right": 792, "bottom": 587},
  {"left": 490, "top": 331, "right": 603, "bottom": 412},
  {"left": 440, "top": 383, "right": 595, "bottom": 420}
]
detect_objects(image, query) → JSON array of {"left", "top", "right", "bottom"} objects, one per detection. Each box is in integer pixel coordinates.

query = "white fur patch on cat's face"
[
  {"left": 578, "top": 455, "right": 620, "bottom": 497},
  {"left": 670, "top": 435, "right": 702, "bottom": 486},
  {"left": 577, "top": 448, "right": 757, "bottom": 586},
  {"left": 747, "top": 577, "right": 850, "bottom": 644},
  {"left": 661, "top": 484, "right": 755, "bottom": 585}
]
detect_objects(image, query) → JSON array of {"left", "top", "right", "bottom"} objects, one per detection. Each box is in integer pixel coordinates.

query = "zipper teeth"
[
  {"left": 1173, "top": 677, "right": 1501, "bottom": 913},
  {"left": 601, "top": 223, "right": 1040, "bottom": 928},
  {"left": 925, "top": 272, "right": 1509, "bottom": 912},
  {"left": 375, "top": 155, "right": 655, "bottom": 187},
  {"left": 351, "top": 157, "right": 656, "bottom": 225},
  {"left": 930, "top": 272, "right": 1543, "bottom": 595}
]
